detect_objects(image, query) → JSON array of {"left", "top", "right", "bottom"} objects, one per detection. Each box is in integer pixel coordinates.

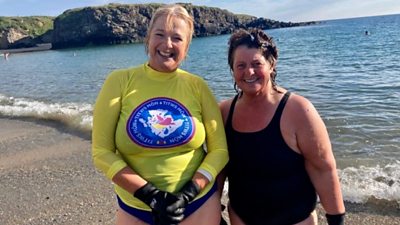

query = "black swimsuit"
[{"left": 225, "top": 92, "right": 317, "bottom": 225}]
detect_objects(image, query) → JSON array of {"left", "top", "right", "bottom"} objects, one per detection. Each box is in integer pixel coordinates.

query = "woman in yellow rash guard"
[{"left": 92, "top": 4, "right": 228, "bottom": 225}]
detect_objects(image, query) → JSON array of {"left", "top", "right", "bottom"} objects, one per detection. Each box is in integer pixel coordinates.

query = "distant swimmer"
[
  {"left": 365, "top": 30, "right": 370, "bottom": 35},
  {"left": 3, "top": 52, "right": 9, "bottom": 60}
]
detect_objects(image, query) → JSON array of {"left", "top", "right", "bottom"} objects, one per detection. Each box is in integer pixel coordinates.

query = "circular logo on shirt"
[{"left": 126, "top": 97, "right": 195, "bottom": 148}]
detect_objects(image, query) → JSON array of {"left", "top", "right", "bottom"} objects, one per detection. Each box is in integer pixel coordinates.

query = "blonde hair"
[{"left": 145, "top": 4, "right": 194, "bottom": 54}]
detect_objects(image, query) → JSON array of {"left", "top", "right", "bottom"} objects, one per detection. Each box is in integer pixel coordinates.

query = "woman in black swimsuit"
[{"left": 218, "top": 28, "right": 345, "bottom": 225}]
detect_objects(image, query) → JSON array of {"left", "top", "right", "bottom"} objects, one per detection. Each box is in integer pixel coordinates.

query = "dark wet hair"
[{"left": 228, "top": 28, "right": 279, "bottom": 92}]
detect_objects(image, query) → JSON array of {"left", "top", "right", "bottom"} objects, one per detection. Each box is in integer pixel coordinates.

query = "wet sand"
[{"left": 0, "top": 117, "right": 399, "bottom": 225}]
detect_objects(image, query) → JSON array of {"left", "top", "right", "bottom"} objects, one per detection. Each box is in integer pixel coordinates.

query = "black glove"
[
  {"left": 177, "top": 180, "right": 201, "bottom": 204},
  {"left": 326, "top": 213, "right": 345, "bottom": 225},
  {"left": 165, "top": 180, "right": 201, "bottom": 219},
  {"left": 134, "top": 182, "right": 184, "bottom": 225}
]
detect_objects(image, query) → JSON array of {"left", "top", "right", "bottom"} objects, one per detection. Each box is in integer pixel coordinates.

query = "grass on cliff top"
[
  {"left": 59, "top": 3, "right": 164, "bottom": 18},
  {"left": 0, "top": 16, "right": 54, "bottom": 36}
]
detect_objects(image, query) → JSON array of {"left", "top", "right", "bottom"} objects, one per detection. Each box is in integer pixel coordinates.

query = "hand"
[
  {"left": 134, "top": 182, "right": 184, "bottom": 225},
  {"left": 326, "top": 213, "right": 345, "bottom": 225},
  {"left": 157, "top": 180, "right": 200, "bottom": 224},
  {"left": 167, "top": 180, "right": 200, "bottom": 213},
  {"left": 151, "top": 192, "right": 185, "bottom": 225},
  {"left": 178, "top": 180, "right": 201, "bottom": 203}
]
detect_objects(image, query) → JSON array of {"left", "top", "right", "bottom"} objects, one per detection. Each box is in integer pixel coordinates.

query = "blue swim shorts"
[{"left": 117, "top": 182, "right": 217, "bottom": 224}]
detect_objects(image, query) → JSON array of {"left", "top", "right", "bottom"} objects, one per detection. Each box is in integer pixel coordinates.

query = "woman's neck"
[{"left": 239, "top": 87, "right": 281, "bottom": 106}]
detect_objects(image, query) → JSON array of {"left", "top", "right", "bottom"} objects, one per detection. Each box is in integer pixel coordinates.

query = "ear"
[
  {"left": 268, "top": 60, "right": 276, "bottom": 73},
  {"left": 271, "top": 58, "right": 277, "bottom": 67}
]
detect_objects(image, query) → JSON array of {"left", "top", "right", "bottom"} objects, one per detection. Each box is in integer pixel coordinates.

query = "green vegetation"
[
  {"left": 57, "top": 3, "right": 164, "bottom": 20},
  {"left": 0, "top": 16, "right": 54, "bottom": 36}
]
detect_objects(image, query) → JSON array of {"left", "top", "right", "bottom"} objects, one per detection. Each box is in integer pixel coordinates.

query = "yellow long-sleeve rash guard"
[{"left": 92, "top": 63, "right": 228, "bottom": 210}]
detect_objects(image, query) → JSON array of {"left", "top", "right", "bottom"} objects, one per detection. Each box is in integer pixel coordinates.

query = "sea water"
[{"left": 1, "top": 14, "right": 399, "bottom": 206}]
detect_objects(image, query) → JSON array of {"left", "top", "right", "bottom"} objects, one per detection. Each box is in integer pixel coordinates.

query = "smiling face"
[
  {"left": 232, "top": 45, "right": 274, "bottom": 96},
  {"left": 147, "top": 15, "right": 190, "bottom": 73},
  {"left": 228, "top": 29, "right": 279, "bottom": 94}
]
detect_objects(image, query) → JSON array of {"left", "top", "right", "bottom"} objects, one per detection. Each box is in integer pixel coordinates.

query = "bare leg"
[
  {"left": 228, "top": 204, "right": 246, "bottom": 225},
  {"left": 181, "top": 192, "right": 221, "bottom": 225},
  {"left": 294, "top": 210, "right": 318, "bottom": 225},
  {"left": 116, "top": 206, "right": 149, "bottom": 225}
]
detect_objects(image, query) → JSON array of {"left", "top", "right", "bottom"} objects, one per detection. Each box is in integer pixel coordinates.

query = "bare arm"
[
  {"left": 292, "top": 96, "right": 345, "bottom": 214},
  {"left": 111, "top": 166, "right": 148, "bottom": 194},
  {"left": 216, "top": 99, "right": 231, "bottom": 197}
]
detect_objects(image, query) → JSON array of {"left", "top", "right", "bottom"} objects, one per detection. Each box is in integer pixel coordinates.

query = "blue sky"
[{"left": 0, "top": 0, "right": 399, "bottom": 22}]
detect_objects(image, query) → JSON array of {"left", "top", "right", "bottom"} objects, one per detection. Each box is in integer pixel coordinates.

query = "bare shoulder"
[
  {"left": 285, "top": 93, "right": 331, "bottom": 155},
  {"left": 219, "top": 98, "right": 233, "bottom": 124},
  {"left": 219, "top": 98, "right": 232, "bottom": 109},
  {"left": 283, "top": 92, "right": 326, "bottom": 137},
  {"left": 285, "top": 93, "right": 320, "bottom": 121}
]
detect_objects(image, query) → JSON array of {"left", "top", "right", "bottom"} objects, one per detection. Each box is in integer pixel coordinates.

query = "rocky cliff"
[
  {"left": 52, "top": 3, "right": 315, "bottom": 49},
  {"left": 1, "top": 3, "right": 316, "bottom": 50},
  {"left": 51, "top": 3, "right": 160, "bottom": 49},
  {"left": 0, "top": 16, "right": 53, "bottom": 49}
]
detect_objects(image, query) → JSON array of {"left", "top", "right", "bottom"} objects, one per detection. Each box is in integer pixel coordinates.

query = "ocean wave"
[
  {"left": 0, "top": 94, "right": 93, "bottom": 132},
  {"left": 339, "top": 162, "right": 400, "bottom": 205}
]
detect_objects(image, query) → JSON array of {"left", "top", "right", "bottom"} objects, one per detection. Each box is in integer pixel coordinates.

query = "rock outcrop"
[
  {"left": 0, "top": 16, "right": 53, "bottom": 49},
  {"left": 52, "top": 4, "right": 160, "bottom": 49},
  {"left": 52, "top": 3, "right": 315, "bottom": 49},
  {"left": 0, "top": 29, "right": 53, "bottom": 49},
  {"left": 1, "top": 3, "right": 316, "bottom": 50},
  {"left": 0, "top": 28, "right": 29, "bottom": 49}
]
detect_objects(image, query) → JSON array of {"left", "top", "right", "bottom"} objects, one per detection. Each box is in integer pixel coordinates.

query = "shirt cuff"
[{"left": 197, "top": 168, "right": 213, "bottom": 182}]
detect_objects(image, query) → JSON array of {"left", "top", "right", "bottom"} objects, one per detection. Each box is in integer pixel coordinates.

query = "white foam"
[
  {"left": 339, "top": 161, "right": 400, "bottom": 204},
  {"left": 0, "top": 94, "right": 93, "bottom": 130}
]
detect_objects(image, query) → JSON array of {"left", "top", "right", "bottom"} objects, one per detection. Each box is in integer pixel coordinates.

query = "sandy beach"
[{"left": 0, "top": 117, "right": 399, "bottom": 225}]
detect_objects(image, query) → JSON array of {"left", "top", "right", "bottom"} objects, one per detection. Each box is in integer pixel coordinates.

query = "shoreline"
[
  {"left": 1, "top": 116, "right": 399, "bottom": 225},
  {"left": 0, "top": 43, "right": 52, "bottom": 55}
]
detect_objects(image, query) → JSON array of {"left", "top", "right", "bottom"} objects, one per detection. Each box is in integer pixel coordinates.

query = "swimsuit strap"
[
  {"left": 274, "top": 91, "right": 291, "bottom": 121},
  {"left": 226, "top": 94, "right": 239, "bottom": 129}
]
